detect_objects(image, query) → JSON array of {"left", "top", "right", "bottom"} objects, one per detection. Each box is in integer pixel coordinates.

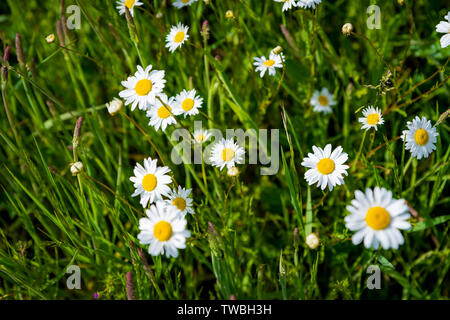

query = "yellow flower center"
[
  {"left": 125, "top": 0, "right": 135, "bottom": 9},
  {"left": 142, "top": 174, "right": 157, "bottom": 192},
  {"left": 153, "top": 221, "right": 173, "bottom": 242},
  {"left": 367, "top": 113, "right": 380, "bottom": 125},
  {"left": 181, "top": 0, "right": 190, "bottom": 3},
  {"left": 135, "top": 79, "right": 152, "bottom": 96},
  {"left": 264, "top": 60, "right": 275, "bottom": 67},
  {"left": 317, "top": 158, "right": 335, "bottom": 175},
  {"left": 195, "top": 134, "right": 205, "bottom": 143},
  {"left": 414, "top": 129, "right": 429, "bottom": 146},
  {"left": 318, "top": 95, "right": 329, "bottom": 106},
  {"left": 181, "top": 98, "right": 195, "bottom": 111},
  {"left": 172, "top": 197, "right": 187, "bottom": 211},
  {"left": 157, "top": 105, "right": 172, "bottom": 119},
  {"left": 222, "top": 148, "right": 235, "bottom": 162},
  {"left": 365, "top": 206, "right": 391, "bottom": 230},
  {"left": 174, "top": 31, "right": 185, "bottom": 43}
]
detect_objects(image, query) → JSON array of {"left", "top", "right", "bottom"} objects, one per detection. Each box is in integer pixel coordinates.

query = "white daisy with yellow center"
[
  {"left": 192, "top": 129, "right": 212, "bottom": 144},
  {"left": 146, "top": 93, "right": 177, "bottom": 131},
  {"left": 166, "top": 186, "right": 194, "bottom": 216},
  {"left": 402, "top": 116, "right": 439, "bottom": 160},
  {"left": 119, "top": 65, "right": 166, "bottom": 111},
  {"left": 174, "top": 89, "right": 203, "bottom": 118},
  {"left": 345, "top": 187, "right": 411, "bottom": 250},
  {"left": 301, "top": 144, "right": 349, "bottom": 191},
  {"left": 210, "top": 138, "right": 245, "bottom": 170},
  {"left": 130, "top": 157, "right": 172, "bottom": 208},
  {"left": 116, "top": 0, "right": 143, "bottom": 17},
  {"left": 253, "top": 50, "right": 284, "bottom": 78},
  {"left": 297, "top": 0, "right": 322, "bottom": 9},
  {"left": 358, "top": 106, "right": 384, "bottom": 131},
  {"left": 436, "top": 11, "right": 450, "bottom": 48},
  {"left": 165, "top": 23, "right": 189, "bottom": 53},
  {"left": 172, "top": 0, "right": 198, "bottom": 9},
  {"left": 310, "top": 88, "right": 336, "bottom": 114},
  {"left": 274, "top": 0, "right": 298, "bottom": 12},
  {"left": 138, "top": 201, "right": 191, "bottom": 258}
]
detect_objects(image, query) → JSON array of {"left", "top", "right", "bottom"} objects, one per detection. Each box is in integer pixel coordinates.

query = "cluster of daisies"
[
  {"left": 130, "top": 157, "right": 193, "bottom": 258},
  {"left": 118, "top": 60, "right": 247, "bottom": 257},
  {"left": 274, "top": 0, "right": 322, "bottom": 12},
  {"left": 300, "top": 110, "right": 439, "bottom": 249},
  {"left": 113, "top": 0, "right": 443, "bottom": 255},
  {"left": 114, "top": 1, "right": 247, "bottom": 257}
]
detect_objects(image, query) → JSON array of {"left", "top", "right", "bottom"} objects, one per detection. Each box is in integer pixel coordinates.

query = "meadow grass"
[{"left": 0, "top": 0, "right": 449, "bottom": 300}]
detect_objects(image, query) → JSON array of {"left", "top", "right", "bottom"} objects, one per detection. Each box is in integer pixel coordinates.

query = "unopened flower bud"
[
  {"left": 342, "top": 23, "right": 353, "bottom": 36},
  {"left": 227, "top": 166, "right": 239, "bottom": 177},
  {"left": 1, "top": 45, "right": 10, "bottom": 83},
  {"left": 156, "top": 12, "right": 163, "bottom": 19},
  {"left": 225, "top": 10, "right": 234, "bottom": 19},
  {"left": 306, "top": 233, "right": 320, "bottom": 250},
  {"left": 272, "top": 46, "right": 283, "bottom": 55},
  {"left": 70, "top": 161, "right": 84, "bottom": 176},
  {"left": 15, "top": 33, "right": 26, "bottom": 67},
  {"left": 106, "top": 98, "right": 123, "bottom": 116},
  {"left": 293, "top": 227, "right": 300, "bottom": 248},
  {"left": 72, "top": 116, "right": 83, "bottom": 149},
  {"left": 56, "top": 20, "right": 65, "bottom": 46},
  {"left": 201, "top": 20, "right": 210, "bottom": 40},
  {"left": 46, "top": 34, "right": 56, "bottom": 44},
  {"left": 126, "top": 271, "right": 136, "bottom": 300}
]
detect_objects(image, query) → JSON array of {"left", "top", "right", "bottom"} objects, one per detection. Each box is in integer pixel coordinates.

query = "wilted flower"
[{"left": 106, "top": 98, "right": 123, "bottom": 116}]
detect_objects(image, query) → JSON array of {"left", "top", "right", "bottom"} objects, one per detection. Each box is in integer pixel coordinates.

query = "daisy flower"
[
  {"left": 172, "top": 0, "right": 198, "bottom": 8},
  {"left": 166, "top": 186, "right": 194, "bottom": 215},
  {"left": 253, "top": 50, "right": 284, "bottom": 78},
  {"left": 274, "top": 0, "right": 298, "bottom": 12},
  {"left": 345, "top": 187, "right": 411, "bottom": 250},
  {"left": 130, "top": 157, "right": 172, "bottom": 208},
  {"left": 119, "top": 65, "right": 166, "bottom": 111},
  {"left": 116, "top": 0, "right": 143, "bottom": 17},
  {"left": 210, "top": 138, "right": 245, "bottom": 170},
  {"left": 146, "top": 93, "right": 177, "bottom": 132},
  {"left": 301, "top": 144, "right": 349, "bottom": 191},
  {"left": 402, "top": 116, "right": 439, "bottom": 160},
  {"left": 436, "top": 11, "right": 450, "bottom": 48},
  {"left": 165, "top": 23, "right": 189, "bottom": 53},
  {"left": 174, "top": 89, "right": 203, "bottom": 118},
  {"left": 358, "top": 106, "right": 384, "bottom": 131},
  {"left": 310, "top": 88, "right": 336, "bottom": 114},
  {"left": 138, "top": 201, "right": 191, "bottom": 258},
  {"left": 192, "top": 129, "right": 211, "bottom": 144},
  {"left": 297, "top": 0, "right": 322, "bottom": 9}
]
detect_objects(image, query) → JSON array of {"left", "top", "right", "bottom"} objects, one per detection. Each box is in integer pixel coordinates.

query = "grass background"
[{"left": 0, "top": 0, "right": 449, "bottom": 300}]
